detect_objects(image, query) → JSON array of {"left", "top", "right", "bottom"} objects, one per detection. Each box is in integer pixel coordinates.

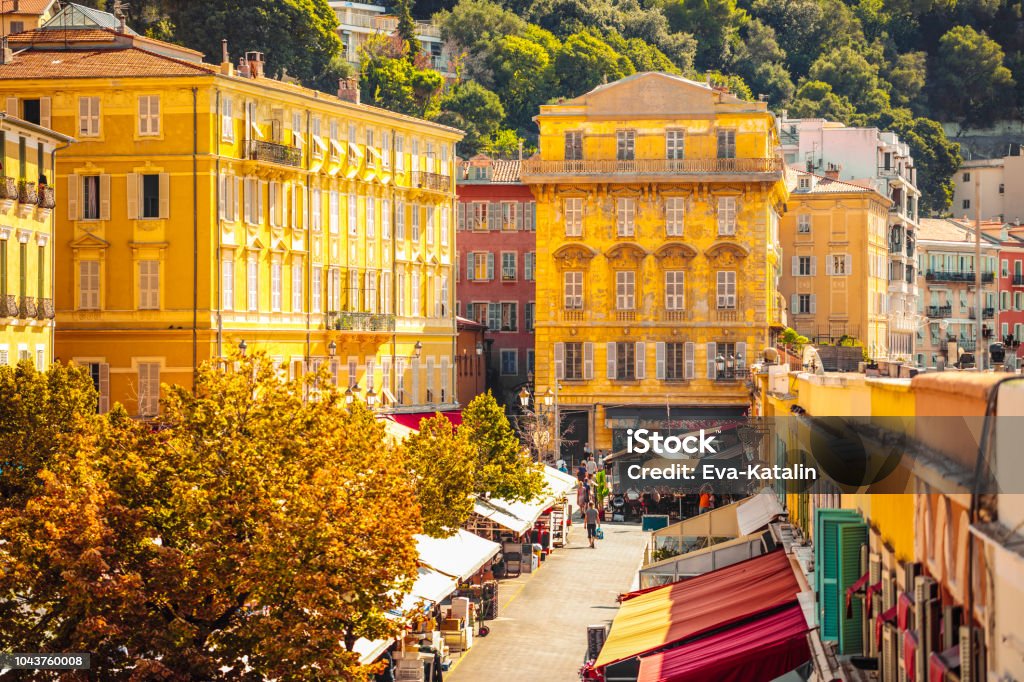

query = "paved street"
[{"left": 446, "top": 520, "right": 648, "bottom": 682}]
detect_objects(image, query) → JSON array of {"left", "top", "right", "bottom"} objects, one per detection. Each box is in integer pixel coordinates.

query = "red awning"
[
  {"left": 637, "top": 604, "right": 811, "bottom": 682},
  {"left": 875, "top": 604, "right": 898, "bottom": 646},
  {"left": 845, "top": 572, "right": 870, "bottom": 618},
  {"left": 390, "top": 411, "right": 462, "bottom": 430},
  {"left": 595, "top": 551, "right": 802, "bottom": 669}
]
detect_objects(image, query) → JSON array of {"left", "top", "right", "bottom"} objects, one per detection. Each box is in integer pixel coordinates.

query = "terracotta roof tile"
[
  {"left": 7, "top": 27, "right": 117, "bottom": 44},
  {"left": 0, "top": 47, "right": 216, "bottom": 79},
  {"left": 490, "top": 159, "right": 521, "bottom": 183},
  {"left": 0, "top": 0, "right": 54, "bottom": 15}
]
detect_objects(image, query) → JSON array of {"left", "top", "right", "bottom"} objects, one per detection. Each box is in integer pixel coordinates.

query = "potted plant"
[{"left": 593, "top": 471, "right": 610, "bottom": 520}]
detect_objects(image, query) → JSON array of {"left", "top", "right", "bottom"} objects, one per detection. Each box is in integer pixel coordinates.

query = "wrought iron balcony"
[
  {"left": 18, "top": 181, "right": 37, "bottom": 205},
  {"left": 38, "top": 186, "right": 56, "bottom": 209},
  {"left": 1013, "top": 274, "right": 1024, "bottom": 286},
  {"left": 926, "top": 305, "right": 952, "bottom": 318},
  {"left": 968, "top": 307, "right": 995, "bottom": 319},
  {"left": 18, "top": 295, "right": 37, "bottom": 319},
  {"left": 411, "top": 171, "right": 449, "bottom": 192},
  {"left": 36, "top": 297, "right": 55, "bottom": 320},
  {"left": 0, "top": 176, "right": 17, "bottom": 201},
  {"left": 714, "top": 368, "right": 750, "bottom": 382},
  {"left": 925, "top": 270, "right": 995, "bottom": 284},
  {"left": 522, "top": 157, "right": 784, "bottom": 179},
  {"left": 246, "top": 139, "right": 302, "bottom": 167},
  {"left": 1, "top": 294, "right": 18, "bottom": 317},
  {"left": 326, "top": 311, "right": 396, "bottom": 332}
]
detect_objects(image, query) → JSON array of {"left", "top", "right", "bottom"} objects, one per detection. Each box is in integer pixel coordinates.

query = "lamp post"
[
  {"left": 345, "top": 384, "right": 360, "bottom": 407},
  {"left": 328, "top": 340, "right": 337, "bottom": 358},
  {"left": 518, "top": 386, "right": 530, "bottom": 409},
  {"left": 413, "top": 341, "right": 423, "bottom": 359},
  {"left": 726, "top": 353, "right": 735, "bottom": 379},
  {"left": 715, "top": 353, "right": 725, "bottom": 379},
  {"left": 365, "top": 388, "right": 377, "bottom": 409},
  {"left": 238, "top": 339, "right": 247, "bottom": 356}
]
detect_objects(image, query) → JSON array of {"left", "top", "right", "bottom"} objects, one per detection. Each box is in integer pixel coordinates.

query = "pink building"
[
  {"left": 987, "top": 223, "right": 1024, "bottom": 358},
  {"left": 455, "top": 155, "right": 536, "bottom": 407}
]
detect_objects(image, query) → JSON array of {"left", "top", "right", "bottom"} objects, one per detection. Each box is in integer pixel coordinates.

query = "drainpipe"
[
  {"left": 305, "top": 109, "right": 312, "bottom": 366},
  {"left": 192, "top": 87, "right": 199, "bottom": 386},
  {"left": 50, "top": 137, "right": 72, "bottom": 365},
  {"left": 215, "top": 88, "right": 223, "bottom": 358}
]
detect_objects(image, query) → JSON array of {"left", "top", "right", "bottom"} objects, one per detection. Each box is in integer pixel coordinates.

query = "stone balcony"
[{"left": 521, "top": 157, "right": 785, "bottom": 184}]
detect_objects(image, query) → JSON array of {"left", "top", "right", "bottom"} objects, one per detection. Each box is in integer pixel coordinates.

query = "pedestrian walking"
[
  {"left": 585, "top": 455, "right": 597, "bottom": 477},
  {"left": 585, "top": 503, "right": 601, "bottom": 548},
  {"left": 699, "top": 489, "right": 711, "bottom": 514},
  {"left": 576, "top": 461, "right": 587, "bottom": 482}
]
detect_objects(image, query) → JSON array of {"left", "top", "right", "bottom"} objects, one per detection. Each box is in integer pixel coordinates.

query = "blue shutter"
[{"left": 838, "top": 521, "right": 868, "bottom": 655}]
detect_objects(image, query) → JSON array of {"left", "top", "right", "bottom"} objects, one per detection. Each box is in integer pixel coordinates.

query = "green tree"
[
  {"left": 661, "top": 0, "right": 747, "bottom": 71},
  {"left": 872, "top": 111, "right": 962, "bottom": 213},
  {"left": 553, "top": 31, "right": 635, "bottom": 98},
  {"left": 406, "top": 415, "right": 476, "bottom": 537},
  {"left": 787, "top": 80, "right": 864, "bottom": 125},
  {"left": 482, "top": 128, "right": 535, "bottom": 158},
  {"left": 437, "top": 81, "right": 506, "bottom": 155},
  {"left": 461, "top": 391, "right": 545, "bottom": 501},
  {"left": 165, "top": 0, "right": 347, "bottom": 93},
  {"left": 395, "top": 0, "right": 421, "bottom": 59},
  {"left": 604, "top": 30, "right": 680, "bottom": 73},
  {"left": 930, "top": 25, "right": 1016, "bottom": 123},
  {"left": 733, "top": 19, "right": 795, "bottom": 105},
  {"left": 885, "top": 51, "right": 928, "bottom": 109},
  {"left": 808, "top": 45, "right": 890, "bottom": 113},
  {"left": 436, "top": 0, "right": 528, "bottom": 52},
  {"left": 360, "top": 37, "right": 445, "bottom": 118},
  {"left": 486, "top": 33, "right": 558, "bottom": 128}
]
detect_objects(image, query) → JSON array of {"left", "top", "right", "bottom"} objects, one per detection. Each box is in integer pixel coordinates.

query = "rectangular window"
[
  {"left": 221, "top": 97, "right": 233, "bottom": 141},
  {"left": 797, "top": 214, "right": 811, "bottom": 233},
  {"left": 270, "top": 260, "right": 282, "bottom": 311},
  {"left": 138, "top": 95, "right": 160, "bottom": 136},
  {"left": 470, "top": 201, "right": 489, "bottom": 231},
  {"left": 665, "top": 271, "right": 685, "bottom": 310},
  {"left": 525, "top": 252, "right": 535, "bottom": 281},
  {"left": 564, "top": 197, "right": 583, "bottom": 236},
  {"left": 501, "top": 252, "right": 517, "bottom": 281},
  {"left": 501, "top": 201, "right": 517, "bottom": 231},
  {"left": 799, "top": 256, "right": 812, "bottom": 276},
  {"left": 666, "top": 130, "right": 685, "bottom": 159},
  {"left": 615, "top": 342, "right": 636, "bottom": 380},
  {"left": 829, "top": 254, "right": 850, "bottom": 276},
  {"left": 425, "top": 206, "right": 434, "bottom": 245},
  {"left": 139, "top": 260, "right": 159, "bottom": 309},
  {"left": 565, "top": 131, "right": 583, "bottom": 160},
  {"left": 564, "top": 271, "right": 583, "bottom": 309},
  {"left": 564, "top": 342, "right": 584, "bottom": 380},
  {"left": 79, "top": 96, "right": 100, "bottom": 137},
  {"left": 616, "top": 271, "right": 635, "bottom": 310},
  {"left": 526, "top": 349, "right": 535, "bottom": 375},
  {"left": 500, "top": 302, "right": 517, "bottom": 331},
  {"left": 79, "top": 260, "right": 100, "bottom": 310},
  {"left": 137, "top": 363, "right": 160, "bottom": 416},
  {"left": 440, "top": 206, "right": 449, "bottom": 245},
  {"left": 82, "top": 175, "right": 100, "bottom": 220},
  {"left": 347, "top": 194, "right": 356, "bottom": 236},
  {"left": 500, "top": 349, "right": 518, "bottom": 376},
  {"left": 247, "top": 256, "right": 259, "bottom": 311},
  {"left": 616, "top": 197, "right": 635, "bottom": 237},
  {"left": 222, "top": 257, "right": 234, "bottom": 311},
  {"left": 665, "top": 342, "right": 685, "bottom": 380},
  {"left": 665, "top": 196, "right": 684, "bottom": 236},
  {"left": 717, "top": 129, "right": 736, "bottom": 158},
  {"left": 141, "top": 174, "right": 160, "bottom": 219},
  {"left": 412, "top": 205, "right": 420, "bottom": 242},
  {"left": 716, "top": 271, "right": 736, "bottom": 309},
  {"left": 382, "top": 199, "right": 391, "bottom": 238},
  {"left": 312, "top": 266, "right": 322, "bottom": 313},
  {"left": 470, "top": 252, "right": 492, "bottom": 280},
  {"left": 717, "top": 197, "right": 737, "bottom": 235},
  {"left": 366, "top": 197, "right": 376, "bottom": 237},
  {"left": 616, "top": 130, "right": 635, "bottom": 161},
  {"left": 798, "top": 293, "right": 812, "bottom": 314},
  {"left": 292, "top": 258, "right": 303, "bottom": 311}
]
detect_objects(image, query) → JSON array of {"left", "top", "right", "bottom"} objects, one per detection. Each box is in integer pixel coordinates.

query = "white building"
[
  {"left": 329, "top": 1, "right": 453, "bottom": 76},
  {"left": 779, "top": 116, "right": 922, "bottom": 359},
  {"left": 950, "top": 148, "right": 1024, "bottom": 225}
]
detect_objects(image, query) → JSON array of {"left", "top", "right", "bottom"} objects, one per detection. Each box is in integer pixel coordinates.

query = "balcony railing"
[
  {"left": 411, "top": 171, "right": 449, "bottom": 192},
  {"left": 969, "top": 307, "right": 995, "bottom": 319},
  {"left": 18, "top": 181, "right": 37, "bottom": 205},
  {"left": 616, "top": 310, "right": 636, "bottom": 322},
  {"left": 1, "top": 294, "right": 18, "bottom": 317},
  {"left": 18, "top": 295, "right": 37, "bottom": 319},
  {"left": 326, "top": 311, "right": 396, "bottom": 332},
  {"left": 663, "top": 309, "right": 690, "bottom": 322},
  {"left": 521, "top": 157, "right": 785, "bottom": 178},
  {"left": 501, "top": 267, "right": 516, "bottom": 282},
  {"left": 246, "top": 139, "right": 302, "bottom": 168},
  {"left": 36, "top": 297, "right": 55, "bottom": 320},
  {"left": 714, "top": 368, "right": 750, "bottom": 382},
  {"left": 715, "top": 309, "right": 739, "bottom": 322},
  {"left": 562, "top": 309, "right": 584, "bottom": 322},
  {"left": 925, "top": 270, "right": 995, "bottom": 283},
  {"left": 38, "top": 186, "right": 55, "bottom": 209},
  {"left": 1013, "top": 274, "right": 1024, "bottom": 286},
  {"left": 926, "top": 305, "right": 952, "bottom": 318},
  {"left": 0, "top": 176, "right": 17, "bottom": 201}
]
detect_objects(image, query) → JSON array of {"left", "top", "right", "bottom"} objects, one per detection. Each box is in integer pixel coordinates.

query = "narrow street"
[{"left": 446, "top": 521, "right": 648, "bottom": 682}]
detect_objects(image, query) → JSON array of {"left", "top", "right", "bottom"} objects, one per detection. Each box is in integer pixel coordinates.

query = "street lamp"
[
  {"left": 328, "top": 340, "right": 337, "bottom": 357},
  {"left": 476, "top": 342, "right": 484, "bottom": 356},
  {"left": 727, "top": 353, "right": 735, "bottom": 371},
  {"left": 413, "top": 341, "right": 423, "bottom": 359},
  {"left": 715, "top": 353, "right": 726, "bottom": 377},
  {"left": 518, "top": 386, "right": 531, "bottom": 408},
  {"left": 736, "top": 351, "right": 745, "bottom": 369},
  {"left": 345, "top": 384, "right": 359, "bottom": 406},
  {"left": 543, "top": 388, "right": 554, "bottom": 409},
  {"left": 365, "top": 388, "right": 377, "bottom": 407},
  {"left": 238, "top": 339, "right": 248, "bottom": 356}
]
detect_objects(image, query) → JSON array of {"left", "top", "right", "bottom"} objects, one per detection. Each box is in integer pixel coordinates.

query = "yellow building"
[
  {"left": 522, "top": 72, "right": 788, "bottom": 457},
  {"left": 0, "top": 0, "right": 59, "bottom": 36},
  {"left": 0, "top": 5, "right": 461, "bottom": 417},
  {"left": 0, "top": 112, "right": 72, "bottom": 371},
  {"left": 780, "top": 169, "right": 891, "bottom": 357}
]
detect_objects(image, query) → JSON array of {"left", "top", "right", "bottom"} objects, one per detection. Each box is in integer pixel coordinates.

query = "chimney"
[
  {"left": 237, "top": 56, "right": 250, "bottom": 78},
  {"left": 245, "top": 51, "right": 265, "bottom": 79},
  {"left": 220, "top": 39, "right": 234, "bottom": 75},
  {"left": 824, "top": 163, "right": 841, "bottom": 180},
  {"left": 337, "top": 77, "right": 360, "bottom": 105},
  {"left": 113, "top": 0, "right": 126, "bottom": 33},
  {"left": 1, "top": 37, "right": 12, "bottom": 65}
]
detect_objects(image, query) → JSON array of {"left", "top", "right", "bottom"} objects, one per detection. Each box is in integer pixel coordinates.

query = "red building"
[
  {"left": 988, "top": 223, "right": 1024, "bottom": 358},
  {"left": 456, "top": 155, "right": 536, "bottom": 406},
  {"left": 456, "top": 316, "right": 488, "bottom": 404}
]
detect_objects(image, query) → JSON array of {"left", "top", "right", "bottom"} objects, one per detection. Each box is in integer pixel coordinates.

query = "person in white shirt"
[{"left": 585, "top": 455, "right": 597, "bottom": 476}]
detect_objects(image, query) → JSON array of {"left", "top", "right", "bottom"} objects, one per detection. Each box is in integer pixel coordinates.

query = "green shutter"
[
  {"left": 814, "top": 508, "right": 860, "bottom": 640},
  {"left": 838, "top": 521, "right": 868, "bottom": 655}
]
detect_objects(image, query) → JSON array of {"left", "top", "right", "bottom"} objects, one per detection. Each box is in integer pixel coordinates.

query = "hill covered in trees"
[{"left": 82, "top": 0, "right": 1024, "bottom": 213}]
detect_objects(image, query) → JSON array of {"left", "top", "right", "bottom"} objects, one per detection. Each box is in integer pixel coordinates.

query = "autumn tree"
[
  {"left": 461, "top": 391, "right": 546, "bottom": 502},
  {"left": 406, "top": 414, "right": 477, "bottom": 537}
]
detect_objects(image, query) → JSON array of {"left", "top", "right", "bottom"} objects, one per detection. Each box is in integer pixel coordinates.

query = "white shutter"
[
  {"left": 810, "top": 294, "right": 817, "bottom": 314},
  {"left": 486, "top": 252, "right": 494, "bottom": 280},
  {"left": 635, "top": 341, "right": 646, "bottom": 379},
  {"left": 791, "top": 294, "right": 799, "bottom": 315},
  {"left": 656, "top": 342, "right": 666, "bottom": 380},
  {"left": 811, "top": 257, "right": 817, "bottom": 276},
  {"left": 39, "top": 97, "right": 51, "bottom": 129},
  {"left": 607, "top": 342, "right": 616, "bottom": 379},
  {"left": 554, "top": 342, "right": 564, "bottom": 379},
  {"left": 158, "top": 173, "right": 169, "bottom": 219},
  {"left": 684, "top": 342, "right": 695, "bottom": 379},
  {"left": 826, "top": 257, "right": 834, "bottom": 276},
  {"left": 458, "top": 202, "right": 466, "bottom": 231},
  {"left": 98, "top": 363, "right": 110, "bottom": 413},
  {"left": 4, "top": 97, "right": 16, "bottom": 116},
  {"left": 583, "top": 342, "right": 594, "bottom": 379},
  {"left": 67, "top": 173, "right": 79, "bottom": 221},
  {"left": 99, "top": 174, "right": 111, "bottom": 221},
  {"left": 706, "top": 341, "right": 717, "bottom": 379},
  {"left": 736, "top": 342, "right": 747, "bottom": 367},
  {"left": 258, "top": 181, "right": 266, "bottom": 224},
  {"left": 791, "top": 256, "right": 799, "bottom": 276},
  {"left": 126, "top": 173, "right": 138, "bottom": 220},
  {"left": 269, "top": 181, "right": 278, "bottom": 227},
  {"left": 218, "top": 174, "right": 226, "bottom": 219},
  {"left": 466, "top": 252, "right": 475, "bottom": 281},
  {"left": 234, "top": 177, "right": 242, "bottom": 222}
]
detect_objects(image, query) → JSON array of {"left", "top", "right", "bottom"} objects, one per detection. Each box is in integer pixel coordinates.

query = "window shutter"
[
  {"left": 791, "top": 294, "right": 798, "bottom": 315},
  {"left": 234, "top": 177, "right": 242, "bottom": 222},
  {"left": 826, "top": 257, "right": 834, "bottom": 276},
  {"left": 516, "top": 204, "right": 525, "bottom": 231},
  {"left": 218, "top": 175, "right": 226, "bottom": 219},
  {"left": 811, "top": 257, "right": 817, "bottom": 276},
  {"left": 810, "top": 294, "right": 817, "bottom": 314},
  {"left": 67, "top": 174, "right": 79, "bottom": 221},
  {"left": 606, "top": 342, "right": 616, "bottom": 379},
  {"left": 39, "top": 97, "right": 51, "bottom": 129},
  {"left": 98, "top": 174, "right": 111, "bottom": 221},
  {"left": 126, "top": 173, "right": 138, "bottom": 220},
  {"left": 486, "top": 252, "right": 494, "bottom": 280},
  {"left": 706, "top": 341, "right": 717, "bottom": 379},
  {"left": 98, "top": 363, "right": 110, "bottom": 413},
  {"left": 466, "top": 252, "right": 474, "bottom": 281},
  {"left": 584, "top": 342, "right": 594, "bottom": 379},
  {"left": 4, "top": 97, "right": 16, "bottom": 116},
  {"left": 656, "top": 342, "right": 666, "bottom": 379},
  {"left": 489, "top": 202, "right": 500, "bottom": 231},
  {"left": 554, "top": 342, "right": 564, "bottom": 379},
  {"left": 837, "top": 521, "right": 869, "bottom": 655},
  {"left": 791, "top": 256, "right": 798, "bottom": 276},
  {"left": 269, "top": 181, "right": 278, "bottom": 227},
  {"left": 158, "top": 173, "right": 170, "bottom": 219},
  {"left": 684, "top": 342, "right": 695, "bottom": 379},
  {"left": 258, "top": 181, "right": 266, "bottom": 224},
  {"left": 635, "top": 342, "right": 645, "bottom": 379},
  {"left": 458, "top": 202, "right": 466, "bottom": 231},
  {"left": 736, "top": 342, "right": 746, "bottom": 367}
]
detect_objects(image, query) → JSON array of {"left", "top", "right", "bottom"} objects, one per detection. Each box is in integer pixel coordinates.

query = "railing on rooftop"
[
  {"left": 521, "top": 157, "right": 785, "bottom": 177},
  {"left": 326, "top": 311, "right": 396, "bottom": 332},
  {"left": 925, "top": 270, "right": 995, "bottom": 284}
]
